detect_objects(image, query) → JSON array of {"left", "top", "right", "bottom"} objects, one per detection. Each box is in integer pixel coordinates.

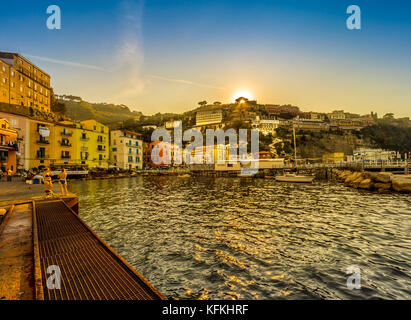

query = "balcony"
[
  {"left": 61, "top": 155, "right": 71, "bottom": 159},
  {"left": 97, "top": 148, "right": 106, "bottom": 152},
  {"left": 81, "top": 146, "right": 88, "bottom": 151},
  {"left": 36, "top": 154, "right": 49, "bottom": 159},
  {"left": 59, "top": 141, "right": 72, "bottom": 147},
  {"left": 80, "top": 137, "right": 89, "bottom": 141},
  {"left": 61, "top": 131, "right": 73, "bottom": 137},
  {"left": 36, "top": 139, "right": 50, "bottom": 145}
]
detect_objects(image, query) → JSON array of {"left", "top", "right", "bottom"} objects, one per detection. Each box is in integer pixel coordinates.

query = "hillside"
[{"left": 56, "top": 95, "right": 143, "bottom": 125}]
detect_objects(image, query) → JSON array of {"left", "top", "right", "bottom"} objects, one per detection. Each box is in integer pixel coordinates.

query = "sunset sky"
[{"left": 1, "top": 0, "right": 410, "bottom": 117}]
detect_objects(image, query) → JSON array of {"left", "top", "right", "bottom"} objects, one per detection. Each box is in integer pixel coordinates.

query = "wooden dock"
[{"left": 0, "top": 197, "right": 165, "bottom": 300}]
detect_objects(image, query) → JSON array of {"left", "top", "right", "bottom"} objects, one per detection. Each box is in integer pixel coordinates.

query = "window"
[
  {"left": 112, "top": 148, "right": 117, "bottom": 152},
  {"left": 20, "top": 86, "right": 23, "bottom": 92},
  {"left": 11, "top": 70, "right": 15, "bottom": 77},
  {"left": 11, "top": 82, "right": 15, "bottom": 88},
  {"left": 28, "top": 81, "right": 31, "bottom": 88},
  {"left": 1, "top": 65, "right": 5, "bottom": 72},
  {"left": 128, "top": 156, "right": 133, "bottom": 162},
  {"left": 2, "top": 78, "right": 6, "bottom": 84},
  {"left": 129, "top": 148, "right": 132, "bottom": 154}
]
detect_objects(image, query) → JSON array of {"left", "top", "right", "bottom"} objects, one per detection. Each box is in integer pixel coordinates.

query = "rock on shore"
[{"left": 334, "top": 169, "right": 411, "bottom": 193}]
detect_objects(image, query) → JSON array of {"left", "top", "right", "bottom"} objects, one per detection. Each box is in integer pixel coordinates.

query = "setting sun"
[{"left": 232, "top": 90, "right": 253, "bottom": 102}]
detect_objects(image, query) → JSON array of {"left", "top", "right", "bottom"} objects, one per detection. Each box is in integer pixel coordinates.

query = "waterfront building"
[
  {"left": 196, "top": 108, "right": 223, "bottom": 126},
  {"left": 193, "top": 144, "right": 228, "bottom": 164},
  {"left": 322, "top": 152, "right": 344, "bottom": 163},
  {"left": 0, "top": 111, "right": 30, "bottom": 170},
  {"left": 53, "top": 122, "right": 76, "bottom": 166},
  {"left": 110, "top": 129, "right": 143, "bottom": 170},
  {"left": 351, "top": 148, "right": 397, "bottom": 163},
  {"left": 73, "top": 120, "right": 109, "bottom": 169},
  {"left": 0, "top": 52, "right": 51, "bottom": 112},
  {"left": 29, "top": 118, "right": 54, "bottom": 168},
  {"left": 144, "top": 141, "right": 173, "bottom": 168},
  {"left": 0, "top": 118, "right": 18, "bottom": 173}
]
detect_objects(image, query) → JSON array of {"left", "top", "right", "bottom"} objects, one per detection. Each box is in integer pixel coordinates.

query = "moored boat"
[{"left": 275, "top": 173, "right": 314, "bottom": 183}]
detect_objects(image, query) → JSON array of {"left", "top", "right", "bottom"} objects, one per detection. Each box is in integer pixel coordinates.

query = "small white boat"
[
  {"left": 177, "top": 174, "right": 191, "bottom": 178},
  {"left": 275, "top": 173, "right": 314, "bottom": 183}
]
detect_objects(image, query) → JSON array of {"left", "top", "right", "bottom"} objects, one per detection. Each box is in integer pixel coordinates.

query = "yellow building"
[
  {"left": 53, "top": 123, "right": 76, "bottom": 166},
  {"left": 0, "top": 52, "right": 51, "bottom": 112},
  {"left": 322, "top": 152, "right": 344, "bottom": 163},
  {"left": 28, "top": 118, "right": 54, "bottom": 168},
  {"left": 74, "top": 120, "right": 109, "bottom": 168}
]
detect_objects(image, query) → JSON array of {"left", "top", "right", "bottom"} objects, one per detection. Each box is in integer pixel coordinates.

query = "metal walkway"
[{"left": 33, "top": 200, "right": 165, "bottom": 300}]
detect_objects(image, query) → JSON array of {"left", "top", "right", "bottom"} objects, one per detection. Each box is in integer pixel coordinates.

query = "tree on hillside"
[
  {"left": 198, "top": 101, "right": 207, "bottom": 107},
  {"left": 383, "top": 113, "right": 394, "bottom": 119},
  {"left": 50, "top": 88, "right": 66, "bottom": 115},
  {"left": 213, "top": 101, "right": 222, "bottom": 105},
  {"left": 361, "top": 123, "right": 411, "bottom": 154}
]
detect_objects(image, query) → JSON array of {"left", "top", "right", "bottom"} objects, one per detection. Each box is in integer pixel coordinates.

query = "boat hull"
[{"left": 275, "top": 175, "right": 314, "bottom": 183}]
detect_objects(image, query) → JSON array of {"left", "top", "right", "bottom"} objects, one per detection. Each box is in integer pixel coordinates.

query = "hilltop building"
[
  {"left": 196, "top": 108, "right": 223, "bottom": 126},
  {"left": 265, "top": 105, "right": 301, "bottom": 117},
  {"left": 110, "top": 129, "right": 143, "bottom": 170},
  {"left": 0, "top": 52, "right": 51, "bottom": 112},
  {"left": 251, "top": 116, "right": 280, "bottom": 135}
]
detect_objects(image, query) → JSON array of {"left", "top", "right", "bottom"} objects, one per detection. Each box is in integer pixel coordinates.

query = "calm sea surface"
[{"left": 69, "top": 176, "right": 411, "bottom": 300}]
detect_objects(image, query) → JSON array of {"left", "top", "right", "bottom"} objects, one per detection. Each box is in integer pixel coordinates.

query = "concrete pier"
[{"left": 0, "top": 189, "right": 165, "bottom": 300}]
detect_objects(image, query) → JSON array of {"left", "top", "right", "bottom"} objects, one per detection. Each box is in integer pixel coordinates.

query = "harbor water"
[{"left": 69, "top": 176, "right": 411, "bottom": 300}]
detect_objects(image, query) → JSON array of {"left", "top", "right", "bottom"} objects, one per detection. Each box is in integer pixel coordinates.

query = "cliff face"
[{"left": 296, "top": 131, "right": 373, "bottom": 159}]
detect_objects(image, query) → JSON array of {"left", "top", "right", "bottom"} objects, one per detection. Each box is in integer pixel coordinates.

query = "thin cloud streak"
[
  {"left": 23, "top": 54, "right": 106, "bottom": 71},
  {"left": 149, "top": 75, "right": 226, "bottom": 90}
]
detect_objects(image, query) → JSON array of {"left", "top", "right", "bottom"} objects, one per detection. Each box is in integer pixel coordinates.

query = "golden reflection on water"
[{"left": 69, "top": 176, "right": 411, "bottom": 300}]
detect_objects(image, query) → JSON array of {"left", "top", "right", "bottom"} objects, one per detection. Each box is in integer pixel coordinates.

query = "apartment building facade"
[
  {"left": 0, "top": 118, "right": 18, "bottom": 173},
  {"left": 74, "top": 120, "right": 109, "bottom": 169},
  {"left": 110, "top": 130, "right": 143, "bottom": 170},
  {"left": 0, "top": 52, "right": 51, "bottom": 112}
]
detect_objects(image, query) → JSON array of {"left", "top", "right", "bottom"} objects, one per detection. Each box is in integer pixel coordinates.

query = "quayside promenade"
[{"left": 0, "top": 185, "right": 165, "bottom": 300}]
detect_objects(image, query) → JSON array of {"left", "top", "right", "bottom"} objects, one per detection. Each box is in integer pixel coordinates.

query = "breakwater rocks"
[{"left": 334, "top": 169, "right": 411, "bottom": 193}]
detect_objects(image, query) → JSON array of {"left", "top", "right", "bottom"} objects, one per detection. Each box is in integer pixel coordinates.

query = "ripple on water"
[{"left": 69, "top": 177, "right": 411, "bottom": 300}]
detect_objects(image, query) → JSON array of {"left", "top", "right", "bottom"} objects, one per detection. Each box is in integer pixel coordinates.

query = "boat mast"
[{"left": 293, "top": 125, "right": 297, "bottom": 167}]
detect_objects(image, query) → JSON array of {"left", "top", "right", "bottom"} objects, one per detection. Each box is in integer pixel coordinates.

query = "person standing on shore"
[
  {"left": 43, "top": 167, "right": 53, "bottom": 194},
  {"left": 58, "top": 168, "right": 68, "bottom": 196},
  {"left": 7, "top": 168, "right": 12, "bottom": 182}
]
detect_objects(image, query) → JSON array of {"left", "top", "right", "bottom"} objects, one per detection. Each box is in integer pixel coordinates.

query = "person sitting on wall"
[{"left": 43, "top": 168, "right": 53, "bottom": 194}]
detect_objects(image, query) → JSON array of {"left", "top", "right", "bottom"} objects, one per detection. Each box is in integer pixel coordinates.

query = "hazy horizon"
[{"left": 1, "top": 0, "right": 410, "bottom": 117}]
